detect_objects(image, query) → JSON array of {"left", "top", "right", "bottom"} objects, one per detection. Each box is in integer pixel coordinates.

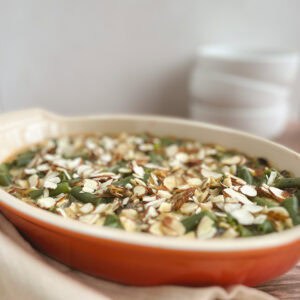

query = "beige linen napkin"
[{"left": 0, "top": 214, "right": 277, "bottom": 300}]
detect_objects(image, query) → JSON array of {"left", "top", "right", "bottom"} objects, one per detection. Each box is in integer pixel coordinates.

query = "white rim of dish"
[
  {"left": 1, "top": 109, "right": 300, "bottom": 252},
  {"left": 197, "top": 45, "right": 300, "bottom": 63}
]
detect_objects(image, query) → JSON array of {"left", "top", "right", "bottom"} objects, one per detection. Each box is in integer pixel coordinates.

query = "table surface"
[{"left": 257, "top": 123, "right": 300, "bottom": 299}]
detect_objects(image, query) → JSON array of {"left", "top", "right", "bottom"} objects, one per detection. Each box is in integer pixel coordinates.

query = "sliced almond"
[
  {"left": 120, "top": 216, "right": 137, "bottom": 232},
  {"left": 171, "top": 188, "right": 195, "bottom": 210},
  {"left": 253, "top": 214, "right": 267, "bottom": 224},
  {"left": 222, "top": 228, "right": 239, "bottom": 238},
  {"left": 267, "top": 207, "right": 290, "bottom": 220},
  {"left": 157, "top": 190, "right": 172, "bottom": 199},
  {"left": 224, "top": 203, "right": 242, "bottom": 213},
  {"left": 267, "top": 171, "right": 277, "bottom": 186},
  {"left": 222, "top": 176, "right": 232, "bottom": 188},
  {"left": 37, "top": 197, "right": 56, "bottom": 209},
  {"left": 180, "top": 202, "right": 198, "bottom": 215},
  {"left": 186, "top": 177, "right": 202, "bottom": 186},
  {"left": 231, "top": 208, "right": 254, "bottom": 225},
  {"left": 268, "top": 186, "right": 290, "bottom": 202},
  {"left": 79, "top": 213, "right": 99, "bottom": 225},
  {"left": 133, "top": 185, "right": 147, "bottom": 197},
  {"left": 161, "top": 216, "right": 185, "bottom": 237},
  {"left": 163, "top": 175, "right": 177, "bottom": 191},
  {"left": 221, "top": 155, "right": 242, "bottom": 165},
  {"left": 28, "top": 174, "right": 39, "bottom": 188},
  {"left": 240, "top": 185, "right": 257, "bottom": 197},
  {"left": 149, "top": 221, "right": 163, "bottom": 236},
  {"left": 79, "top": 203, "right": 94, "bottom": 214},
  {"left": 223, "top": 188, "right": 253, "bottom": 205},
  {"left": 120, "top": 208, "right": 138, "bottom": 219},
  {"left": 229, "top": 174, "right": 247, "bottom": 185},
  {"left": 258, "top": 183, "right": 273, "bottom": 197},
  {"left": 201, "top": 169, "right": 222, "bottom": 179},
  {"left": 196, "top": 216, "right": 217, "bottom": 239},
  {"left": 158, "top": 202, "right": 172, "bottom": 213},
  {"left": 242, "top": 204, "right": 263, "bottom": 214}
]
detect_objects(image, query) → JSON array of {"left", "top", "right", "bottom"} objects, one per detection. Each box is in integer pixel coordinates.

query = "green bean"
[
  {"left": 237, "top": 166, "right": 253, "bottom": 185},
  {"left": 257, "top": 220, "right": 275, "bottom": 234},
  {"left": 275, "top": 177, "right": 300, "bottom": 189},
  {"left": 70, "top": 186, "right": 103, "bottom": 205},
  {"left": 29, "top": 189, "right": 43, "bottom": 199},
  {"left": 104, "top": 214, "right": 123, "bottom": 229},
  {"left": 0, "top": 163, "right": 9, "bottom": 173},
  {"left": 149, "top": 153, "right": 163, "bottom": 164},
  {"left": 238, "top": 225, "right": 253, "bottom": 237},
  {"left": 181, "top": 211, "right": 216, "bottom": 232},
  {"left": 143, "top": 168, "right": 152, "bottom": 182},
  {"left": 0, "top": 173, "right": 11, "bottom": 186},
  {"left": 254, "top": 197, "right": 279, "bottom": 208},
  {"left": 113, "top": 175, "right": 134, "bottom": 187},
  {"left": 15, "top": 151, "right": 35, "bottom": 167},
  {"left": 0, "top": 163, "right": 11, "bottom": 186},
  {"left": 181, "top": 214, "right": 202, "bottom": 232},
  {"left": 282, "top": 196, "right": 300, "bottom": 225},
  {"left": 49, "top": 182, "right": 71, "bottom": 197}
]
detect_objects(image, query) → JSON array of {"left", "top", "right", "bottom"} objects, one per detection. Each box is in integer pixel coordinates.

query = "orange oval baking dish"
[{"left": 0, "top": 109, "right": 300, "bottom": 286}]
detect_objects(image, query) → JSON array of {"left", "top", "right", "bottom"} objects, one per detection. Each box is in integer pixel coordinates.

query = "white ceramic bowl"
[
  {"left": 189, "top": 100, "right": 289, "bottom": 138},
  {"left": 196, "top": 45, "right": 300, "bottom": 85},
  {"left": 189, "top": 69, "right": 290, "bottom": 108}
]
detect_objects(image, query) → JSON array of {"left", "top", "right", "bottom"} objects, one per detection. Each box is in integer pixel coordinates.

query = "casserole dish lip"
[{"left": 0, "top": 108, "right": 300, "bottom": 252}]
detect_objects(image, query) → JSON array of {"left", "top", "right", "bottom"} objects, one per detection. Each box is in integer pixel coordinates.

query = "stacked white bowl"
[{"left": 189, "top": 45, "right": 300, "bottom": 138}]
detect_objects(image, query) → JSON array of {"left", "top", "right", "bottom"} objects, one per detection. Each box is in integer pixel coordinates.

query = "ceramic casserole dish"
[{"left": 0, "top": 109, "right": 299, "bottom": 286}]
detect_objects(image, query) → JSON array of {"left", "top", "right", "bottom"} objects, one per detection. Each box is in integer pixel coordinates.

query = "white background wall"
[{"left": 1, "top": 0, "right": 300, "bottom": 118}]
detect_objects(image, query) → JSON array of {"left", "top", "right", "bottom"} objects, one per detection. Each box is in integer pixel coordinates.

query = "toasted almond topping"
[
  {"left": 82, "top": 179, "right": 98, "bottom": 193},
  {"left": 222, "top": 176, "right": 232, "bottom": 187},
  {"left": 79, "top": 213, "right": 99, "bottom": 224},
  {"left": 229, "top": 174, "right": 247, "bottom": 185},
  {"left": 268, "top": 186, "right": 290, "bottom": 202},
  {"left": 223, "top": 188, "right": 253, "bottom": 205},
  {"left": 133, "top": 185, "right": 147, "bottom": 197},
  {"left": 267, "top": 207, "right": 290, "bottom": 220},
  {"left": 267, "top": 171, "right": 277, "bottom": 185},
  {"left": 37, "top": 197, "right": 56, "bottom": 209},
  {"left": 171, "top": 188, "right": 195, "bottom": 210},
  {"left": 221, "top": 155, "right": 242, "bottom": 165},
  {"left": 28, "top": 174, "right": 39, "bottom": 188},
  {"left": 79, "top": 203, "right": 94, "bottom": 214},
  {"left": 231, "top": 208, "right": 254, "bottom": 225},
  {"left": 196, "top": 216, "right": 216, "bottom": 239},
  {"left": 157, "top": 190, "right": 172, "bottom": 199},
  {"left": 222, "top": 228, "right": 239, "bottom": 238},
  {"left": 224, "top": 203, "right": 242, "bottom": 213},
  {"left": 132, "top": 161, "right": 145, "bottom": 178},
  {"left": 201, "top": 169, "right": 222, "bottom": 179},
  {"left": 120, "top": 208, "right": 138, "bottom": 219},
  {"left": 120, "top": 216, "right": 137, "bottom": 232},
  {"left": 158, "top": 202, "right": 172, "bottom": 213},
  {"left": 161, "top": 216, "right": 185, "bottom": 237},
  {"left": 240, "top": 185, "right": 257, "bottom": 197},
  {"left": 149, "top": 221, "right": 163, "bottom": 236},
  {"left": 253, "top": 214, "right": 267, "bottom": 224},
  {"left": 163, "top": 175, "right": 177, "bottom": 191},
  {"left": 186, "top": 177, "right": 202, "bottom": 186},
  {"left": 180, "top": 202, "right": 198, "bottom": 215},
  {"left": 242, "top": 204, "right": 263, "bottom": 214}
]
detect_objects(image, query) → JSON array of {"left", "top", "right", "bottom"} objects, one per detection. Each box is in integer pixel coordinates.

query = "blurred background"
[{"left": 1, "top": 0, "right": 300, "bottom": 138}]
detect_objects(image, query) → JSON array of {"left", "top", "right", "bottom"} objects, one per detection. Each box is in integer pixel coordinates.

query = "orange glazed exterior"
[{"left": 1, "top": 202, "right": 300, "bottom": 287}]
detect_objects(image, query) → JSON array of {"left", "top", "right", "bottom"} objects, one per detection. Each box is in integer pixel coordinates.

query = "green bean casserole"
[{"left": 1, "top": 133, "right": 300, "bottom": 239}]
